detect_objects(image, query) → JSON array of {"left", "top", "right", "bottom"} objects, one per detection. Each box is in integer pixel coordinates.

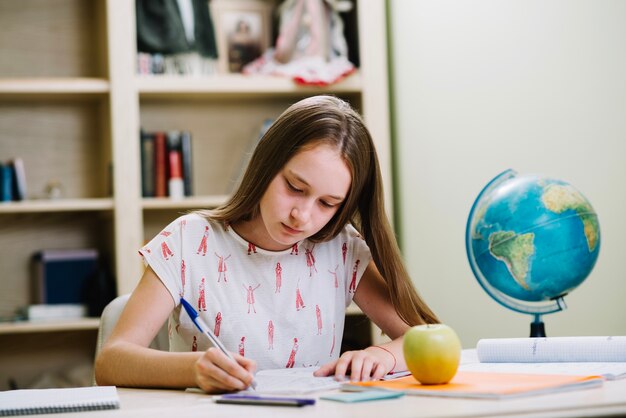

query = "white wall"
[{"left": 389, "top": 0, "right": 626, "bottom": 348}]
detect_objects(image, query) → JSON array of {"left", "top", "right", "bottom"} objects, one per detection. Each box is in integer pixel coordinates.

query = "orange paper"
[{"left": 351, "top": 371, "right": 603, "bottom": 399}]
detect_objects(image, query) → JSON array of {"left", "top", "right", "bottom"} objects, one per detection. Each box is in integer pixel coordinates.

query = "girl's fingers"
[
  {"left": 195, "top": 348, "right": 257, "bottom": 392},
  {"left": 333, "top": 352, "right": 354, "bottom": 380},
  {"left": 358, "top": 357, "right": 375, "bottom": 381},
  {"left": 313, "top": 360, "right": 337, "bottom": 377},
  {"left": 371, "top": 362, "right": 387, "bottom": 381}
]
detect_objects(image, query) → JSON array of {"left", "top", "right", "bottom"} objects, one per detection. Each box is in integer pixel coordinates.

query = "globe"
[{"left": 465, "top": 169, "right": 601, "bottom": 337}]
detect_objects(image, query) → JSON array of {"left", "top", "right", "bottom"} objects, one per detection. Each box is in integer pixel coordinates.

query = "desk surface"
[{"left": 20, "top": 378, "right": 626, "bottom": 418}]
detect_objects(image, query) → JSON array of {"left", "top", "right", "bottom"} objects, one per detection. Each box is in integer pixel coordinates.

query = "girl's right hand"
[{"left": 193, "top": 347, "right": 257, "bottom": 393}]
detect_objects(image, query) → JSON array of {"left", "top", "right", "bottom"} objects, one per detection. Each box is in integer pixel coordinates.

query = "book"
[
  {"left": 140, "top": 130, "right": 156, "bottom": 197},
  {"left": 180, "top": 130, "right": 193, "bottom": 196},
  {"left": 166, "top": 131, "right": 184, "bottom": 199},
  {"left": 349, "top": 371, "right": 603, "bottom": 399},
  {"left": 31, "top": 249, "right": 99, "bottom": 305},
  {"left": 154, "top": 131, "right": 167, "bottom": 197},
  {"left": 0, "top": 163, "right": 13, "bottom": 202},
  {"left": 10, "top": 157, "right": 27, "bottom": 201},
  {"left": 0, "top": 386, "right": 119, "bottom": 416},
  {"left": 476, "top": 336, "right": 626, "bottom": 362}
]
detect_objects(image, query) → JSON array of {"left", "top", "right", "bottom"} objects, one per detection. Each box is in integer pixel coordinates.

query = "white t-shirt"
[{"left": 140, "top": 213, "right": 371, "bottom": 370}]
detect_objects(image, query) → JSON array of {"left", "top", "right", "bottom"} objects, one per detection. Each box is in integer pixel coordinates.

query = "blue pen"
[{"left": 180, "top": 297, "right": 258, "bottom": 390}]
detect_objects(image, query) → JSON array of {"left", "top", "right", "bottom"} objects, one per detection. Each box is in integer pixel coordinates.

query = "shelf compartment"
[
  {"left": 0, "top": 99, "right": 111, "bottom": 200},
  {"left": 139, "top": 95, "right": 362, "bottom": 199},
  {"left": 0, "top": 212, "right": 114, "bottom": 318},
  {"left": 136, "top": 72, "right": 362, "bottom": 98},
  {"left": 0, "top": 0, "right": 107, "bottom": 78}
]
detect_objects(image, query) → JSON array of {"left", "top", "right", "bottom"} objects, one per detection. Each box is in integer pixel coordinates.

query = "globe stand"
[{"left": 530, "top": 315, "right": 546, "bottom": 338}]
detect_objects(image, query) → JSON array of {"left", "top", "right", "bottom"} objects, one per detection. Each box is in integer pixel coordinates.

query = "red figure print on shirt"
[
  {"left": 179, "top": 218, "right": 187, "bottom": 228},
  {"left": 330, "top": 323, "right": 336, "bottom": 356},
  {"left": 247, "top": 242, "right": 257, "bottom": 255},
  {"left": 214, "top": 312, "right": 222, "bottom": 337},
  {"left": 315, "top": 304, "right": 322, "bottom": 335},
  {"left": 243, "top": 284, "right": 261, "bottom": 314},
  {"left": 197, "top": 226, "right": 209, "bottom": 256},
  {"left": 160, "top": 231, "right": 172, "bottom": 237},
  {"left": 342, "top": 242, "right": 347, "bottom": 265},
  {"left": 268, "top": 320, "right": 274, "bottom": 350},
  {"left": 161, "top": 241, "right": 173, "bottom": 260},
  {"left": 329, "top": 265, "right": 339, "bottom": 289},
  {"left": 198, "top": 277, "right": 207, "bottom": 311},
  {"left": 305, "top": 245, "right": 317, "bottom": 277},
  {"left": 275, "top": 262, "right": 282, "bottom": 293},
  {"left": 215, "top": 253, "right": 231, "bottom": 282},
  {"left": 349, "top": 259, "right": 360, "bottom": 293},
  {"left": 291, "top": 243, "right": 299, "bottom": 255},
  {"left": 192, "top": 335, "right": 198, "bottom": 352},
  {"left": 180, "top": 259, "right": 186, "bottom": 295},
  {"left": 295, "top": 282, "right": 305, "bottom": 311},
  {"left": 239, "top": 336, "right": 246, "bottom": 356},
  {"left": 286, "top": 338, "right": 299, "bottom": 368}
]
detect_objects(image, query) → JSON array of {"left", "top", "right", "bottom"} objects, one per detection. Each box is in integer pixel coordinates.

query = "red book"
[{"left": 154, "top": 132, "right": 167, "bottom": 197}]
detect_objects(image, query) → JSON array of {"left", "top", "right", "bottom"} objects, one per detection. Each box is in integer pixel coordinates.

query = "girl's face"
[{"left": 252, "top": 142, "right": 351, "bottom": 251}]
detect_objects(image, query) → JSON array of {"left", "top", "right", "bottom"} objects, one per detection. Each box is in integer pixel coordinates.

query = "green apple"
[{"left": 403, "top": 324, "right": 462, "bottom": 385}]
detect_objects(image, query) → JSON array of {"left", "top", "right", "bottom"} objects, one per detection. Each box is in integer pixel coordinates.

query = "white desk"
[{"left": 20, "top": 378, "right": 626, "bottom": 418}]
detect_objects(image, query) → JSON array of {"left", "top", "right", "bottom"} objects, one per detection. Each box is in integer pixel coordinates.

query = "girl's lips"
[{"left": 282, "top": 223, "right": 302, "bottom": 235}]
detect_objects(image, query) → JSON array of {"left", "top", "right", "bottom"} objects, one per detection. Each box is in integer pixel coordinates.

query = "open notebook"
[{"left": 0, "top": 386, "right": 119, "bottom": 416}]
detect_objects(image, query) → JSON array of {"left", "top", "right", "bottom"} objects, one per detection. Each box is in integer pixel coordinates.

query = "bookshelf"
[{"left": 0, "top": 0, "right": 391, "bottom": 388}]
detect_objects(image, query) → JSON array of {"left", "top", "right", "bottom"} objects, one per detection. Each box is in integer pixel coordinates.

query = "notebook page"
[
  {"left": 245, "top": 367, "right": 342, "bottom": 394},
  {"left": 477, "top": 336, "right": 626, "bottom": 362}
]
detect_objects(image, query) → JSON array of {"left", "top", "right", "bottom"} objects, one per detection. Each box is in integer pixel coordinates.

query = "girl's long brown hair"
[{"left": 200, "top": 95, "right": 438, "bottom": 326}]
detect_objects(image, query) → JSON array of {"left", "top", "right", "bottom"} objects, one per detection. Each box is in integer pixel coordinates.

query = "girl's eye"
[
  {"left": 286, "top": 181, "right": 302, "bottom": 193},
  {"left": 320, "top": 200, "right": 336, "bottom": 209}
]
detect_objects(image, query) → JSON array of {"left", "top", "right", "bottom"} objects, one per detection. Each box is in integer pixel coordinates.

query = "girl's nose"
[{"left": 291, "top": 203, "right": 311, "bottom": 224}]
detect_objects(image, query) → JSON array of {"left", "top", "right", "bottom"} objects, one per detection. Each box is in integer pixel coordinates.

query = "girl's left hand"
[{"left": 314, "top": 347, "right": 394, "bottom": 382}]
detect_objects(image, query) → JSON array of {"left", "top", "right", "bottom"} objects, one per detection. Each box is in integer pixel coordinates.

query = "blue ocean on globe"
[{"left": 466, "top": 170, "right": 600, "bottom": 311}]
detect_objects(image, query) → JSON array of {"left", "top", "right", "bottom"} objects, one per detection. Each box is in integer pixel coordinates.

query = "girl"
[{"left": 95, "top": 95, "right": 438, "bottom": 393}]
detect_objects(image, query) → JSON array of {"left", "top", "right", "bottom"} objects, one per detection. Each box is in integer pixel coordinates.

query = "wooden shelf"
[
  {"left": 142, "top": 195, "right": 229, "bottom": 210},
  {"left": 136, "top": 72, "right": 362, "bottom": 99},
  {"left": 0, "top": 318, "right": 100, "bottom": 335},
  {"left": 0, "top": 78, "right": 109, "bottom": 98},
  {"left": 0, "top": 198, "right": 114, "bottom": 214}
]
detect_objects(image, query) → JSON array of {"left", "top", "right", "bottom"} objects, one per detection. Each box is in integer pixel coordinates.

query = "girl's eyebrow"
[{"left": 288, "top": 170, "right": 345, "bottom": 202}]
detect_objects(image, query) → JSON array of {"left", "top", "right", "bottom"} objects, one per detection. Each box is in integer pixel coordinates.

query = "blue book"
[{"left": 1, "top": 163, "right": 14, "bottom": 202}]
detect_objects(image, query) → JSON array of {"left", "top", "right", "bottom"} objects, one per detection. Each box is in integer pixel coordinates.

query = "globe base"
[{"left": 530, "top": 318, "right": 546, "bottom": 338}]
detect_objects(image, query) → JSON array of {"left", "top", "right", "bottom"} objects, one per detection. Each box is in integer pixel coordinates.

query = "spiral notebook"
[{"left": 0, "top": 386, "right": 119, "bottom": 416}]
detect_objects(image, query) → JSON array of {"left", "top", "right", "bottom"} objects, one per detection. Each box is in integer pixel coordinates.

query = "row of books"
[
  {"left": 0, "top": 157, "right": 27, "bottom": 202},
  {"left": 140, "top": 130, "right": 193, "bottom": 198}
]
